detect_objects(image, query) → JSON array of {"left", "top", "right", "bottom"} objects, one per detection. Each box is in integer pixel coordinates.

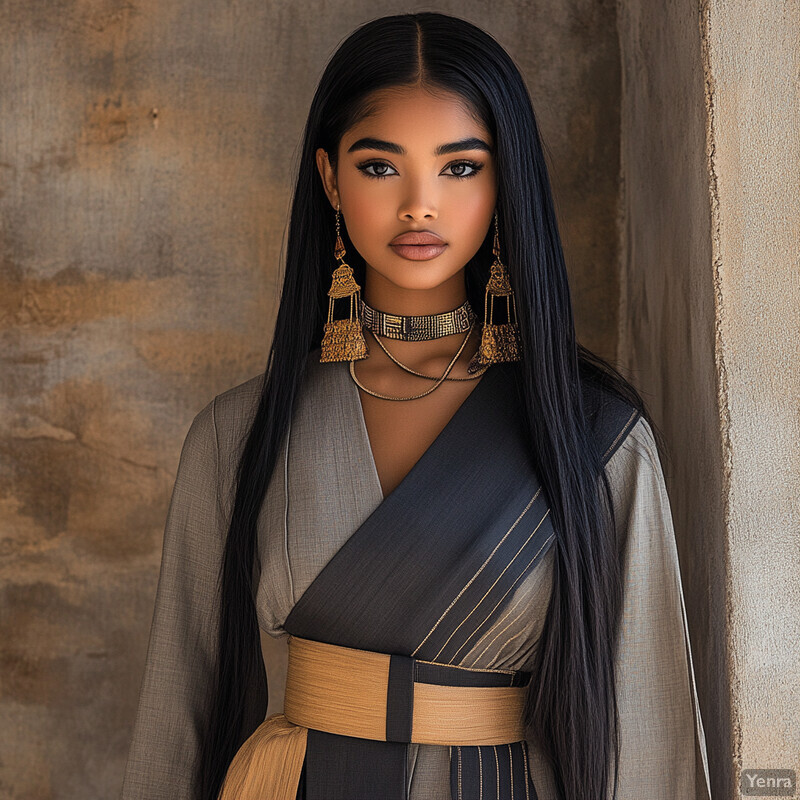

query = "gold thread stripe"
[
  {"left": 414, "top": 658, "right": 518, "bottom": 676},
  {"left": 508, "top": 744, "right": 514, "bottom": 800},
  {"left": 451, "top": 532, "right": 555, "bottom": 665},
  {"left": 479, "top": 745, "right": 483, "bottom": 800},
  {"left": 467, "top": 549, "right": 549, "bottom": 660},
  {"left": 411, "top": 488, "right": 542, "bottom": 657},
  {"left": 475, "top": 617, "right": 532, "bottom": 670},
  {"left": 468, "top": 538, "right": 555, "bottom": 665},
  {"left": 522, "top": 741, "right": 531, "bottom": 800},
  {"left": 436, "top": 511, "right": 551, "bottom": 664},
  {"left": 470, "top": 587, "right": 537, "bottom": 666},
  {"left": 469, "top": 583, "right": 538, "bottom": 666},
  {"left": 602, "top": 409, "right": 639, "bottom": 460},
  {"left": 494, "top": 745, "right": 500, "bottom": 800},
  {"left": 458, "top": 745, "right": 463, "bottom": 800}
]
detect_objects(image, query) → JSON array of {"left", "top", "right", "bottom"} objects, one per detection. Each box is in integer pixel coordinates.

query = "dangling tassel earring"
[
  {"left": 467, "top": 211, "right": 522, "bottom": 374},
  {"left": 319, "top": 202, "right": 369, "bottom": 363}
]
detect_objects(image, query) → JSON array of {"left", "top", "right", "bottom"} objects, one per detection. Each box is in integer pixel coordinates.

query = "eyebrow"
[{"left": 346, "top": 136, "right": 493, "bottom": 156}]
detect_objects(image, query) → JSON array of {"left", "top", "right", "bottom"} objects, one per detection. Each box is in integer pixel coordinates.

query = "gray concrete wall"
[
  {"left": 0, "top": 2, "right": 622, "bottom": 797},
  {"left": 700, "top": 0, "right": 800, "bottom": 790},
  {"left": 616, "top": 6, "right": 731, "bottom": 797},
  {"left": 617, "top": 0, "right": 800, "bottom": 796}
]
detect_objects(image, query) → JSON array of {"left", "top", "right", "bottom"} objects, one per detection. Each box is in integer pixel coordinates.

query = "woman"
[{"left": 120, "top": 12, "right": 712, "bottom": 800}]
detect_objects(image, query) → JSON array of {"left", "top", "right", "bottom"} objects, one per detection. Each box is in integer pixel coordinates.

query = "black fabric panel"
[
  {"left": 386, "top": 654, "right": 415, "bottom": 743},
  {"left": 305, "top": 729, "right": 407, "bottom": 800},
  {"left": 448, "top": 742, "right": 537, "bottom": 800},
  {"left": 581, "top": 375, "right": 642, "bottom": 466},
  {"left": 414, "top": 660, "right": 531, "bottom": 688},
  {"left": 601, "top": 406, "right": 641, "bottom": 465}
]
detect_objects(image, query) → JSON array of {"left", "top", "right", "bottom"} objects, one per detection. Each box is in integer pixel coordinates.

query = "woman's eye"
[
  {"left": 358, "top": 162, "right": 398, "bottom": 179},
  {"left": 444, "top": 161, "right": 483, "bottom": 179},
  {"left": 356, "top": 160, "right": 484, "bottom": 181}
]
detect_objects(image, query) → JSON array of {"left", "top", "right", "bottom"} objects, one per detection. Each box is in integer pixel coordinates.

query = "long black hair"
[{"left": 199, "top": 12, "right": 664, "bottom": 800}]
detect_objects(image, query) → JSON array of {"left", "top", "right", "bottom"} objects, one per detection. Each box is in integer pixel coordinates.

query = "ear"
[{"left": 315, "top": 148, "right": 340, "bottom": 210}]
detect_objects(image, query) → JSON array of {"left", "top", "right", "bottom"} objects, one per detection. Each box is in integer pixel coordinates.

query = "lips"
[{"left": 390, "top": 231, "right": 446, "bottom": 246}]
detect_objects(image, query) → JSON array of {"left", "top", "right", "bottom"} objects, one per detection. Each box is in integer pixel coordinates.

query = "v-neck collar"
[
  {"left": 284, "top": 355, "right": 540, "bottom": 654},
  {"left": 337, "top": 359, "right": 498, "bottom": 503}
]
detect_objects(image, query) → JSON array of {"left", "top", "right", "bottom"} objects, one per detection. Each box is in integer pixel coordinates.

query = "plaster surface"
[{"left": 617, "top": 0, "right": 800, "bottom": 796}]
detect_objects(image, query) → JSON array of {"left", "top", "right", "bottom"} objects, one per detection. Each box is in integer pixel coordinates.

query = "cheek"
[
  {"left": 451, "top": 192, "right": 495, "bottom": 243},
  {"left": 341, "top": 186, "right": 389, "bottom": 248},
  {"left": 347, "top": 194, "right": 382, "bottom": 227},
  {"left": 460, "top": 194, "right": 493, "bottom": 223}
]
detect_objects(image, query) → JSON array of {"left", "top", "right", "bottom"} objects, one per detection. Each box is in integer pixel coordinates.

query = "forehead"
[{"left": 342, "top": 86, "right": 490, "bottom": 146}]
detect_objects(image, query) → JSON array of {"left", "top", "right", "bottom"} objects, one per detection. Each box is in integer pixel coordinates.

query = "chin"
[
  {"left": 369, "top": 254, "right": 465, "bottom": 285},
  {"left": 376, "top": 269, "right": 461, "bottom": 292}
]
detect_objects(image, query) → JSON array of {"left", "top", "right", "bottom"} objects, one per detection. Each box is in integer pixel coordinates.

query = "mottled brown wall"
[{"left": 0, "top": 1, "right": 621, "bottom": 797}]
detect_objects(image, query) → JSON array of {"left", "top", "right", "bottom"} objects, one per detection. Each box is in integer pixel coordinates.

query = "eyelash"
[{"left": 356, "top": 159, "right": 484, "bottom": 181}]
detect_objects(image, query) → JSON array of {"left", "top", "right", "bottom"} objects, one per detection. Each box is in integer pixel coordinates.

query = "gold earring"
[
  {"left": 320, "top": 202, "right": 369, "bottom": 363},
  {"left": 467, "top": 211, "right": 522, "bottom": 374}
]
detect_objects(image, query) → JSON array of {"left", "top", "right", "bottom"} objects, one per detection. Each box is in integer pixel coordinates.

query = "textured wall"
[
  {"left": 700, "top": 0, "right": 800, "bottom": 789},
  {"left": 617, "top": 0, "right": 800, "bottom": 796},
  {"left": 0, "top": 2, "right": 622, "bottom": 797},
  {"left": 616, "top": 1, "right": 729, "bottom": 792}
]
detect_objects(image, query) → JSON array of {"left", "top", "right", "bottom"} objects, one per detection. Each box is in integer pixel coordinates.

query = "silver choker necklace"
[{"left": 358, "top": 297, "right": 476, "bottom": 342}]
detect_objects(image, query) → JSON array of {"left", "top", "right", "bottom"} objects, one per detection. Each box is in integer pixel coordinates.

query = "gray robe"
[{"left": 120, "top": 351, "right": 712, "bottom": 799}]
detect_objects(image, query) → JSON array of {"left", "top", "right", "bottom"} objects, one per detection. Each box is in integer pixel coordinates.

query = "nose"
[{"left": 397, "top": 181, "right": 438, "bottom": 222}]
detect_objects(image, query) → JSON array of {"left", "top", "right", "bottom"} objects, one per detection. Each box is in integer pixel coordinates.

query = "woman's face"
[{"left": 316, "top": 86, "right": 497, "bottom": 296}]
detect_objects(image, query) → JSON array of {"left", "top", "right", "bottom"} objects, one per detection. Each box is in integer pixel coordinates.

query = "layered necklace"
[{"left": 349, "top": 297, "right": 489, "bottom": 401}]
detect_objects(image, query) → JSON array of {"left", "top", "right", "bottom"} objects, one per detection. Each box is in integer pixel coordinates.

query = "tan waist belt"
[
  {"left": 218, "top": 635, "right": 530, "bottom": 800},
  {"left": 284, "top": 634, "right": 529, "bottom": 747}
]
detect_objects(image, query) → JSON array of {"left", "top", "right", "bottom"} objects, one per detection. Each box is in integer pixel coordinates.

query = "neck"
[
  {"left": 361, "top": 266, "right": 467, "bottom": 316},
  {"left": 359, "top": 267, "right": 478, "bottom": 370}
]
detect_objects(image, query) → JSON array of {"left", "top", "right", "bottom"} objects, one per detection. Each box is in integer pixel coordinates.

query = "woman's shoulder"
[
  {"left": 200, "top": 349, "right": 338, "bottom": 445},
  {"left": 592, "top": 393, "right": 668, "bottom": 534},
  {"left": 176, "top": 373, "right": 265, "bottom": 469},
  {"left": 580, "top": 373, "right": 644, "bottom": 466},
  {"left": 213, "top": 370, "right": 265, "bottom": 421}
]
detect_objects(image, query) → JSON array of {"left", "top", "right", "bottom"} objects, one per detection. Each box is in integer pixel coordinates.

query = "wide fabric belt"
[{"left": 218, "top": 635, "right": 531, "bottom": 800}]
